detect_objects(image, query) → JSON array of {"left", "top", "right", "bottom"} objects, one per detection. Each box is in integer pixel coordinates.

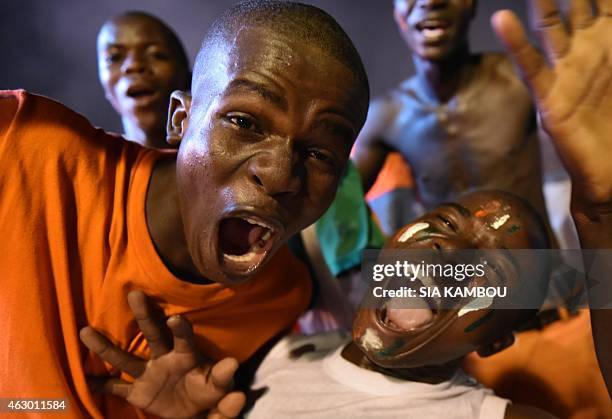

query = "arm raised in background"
[{"left": 492, "top": 0, "right": 612, "bottom": 396}]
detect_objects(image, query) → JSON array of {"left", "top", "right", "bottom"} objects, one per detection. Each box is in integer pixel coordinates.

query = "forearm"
[{"left": 571, "top": 199, "right": 612, "bottom": 397}]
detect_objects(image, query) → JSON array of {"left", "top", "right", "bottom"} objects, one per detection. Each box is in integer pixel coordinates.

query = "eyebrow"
[
  {"left": 439, "top": 203, "right": 471, "bottom": 217},
  {"left": 226, "top": 78, "right": 288, "bottom": 111},
  {"left": 313, "top": 119, "right": 356, "bottom": 142}
]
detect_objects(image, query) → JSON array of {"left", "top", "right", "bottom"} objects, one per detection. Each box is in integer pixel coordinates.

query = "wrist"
[{"left": 570, "top": 198, "right": 612, "bottom": 249}]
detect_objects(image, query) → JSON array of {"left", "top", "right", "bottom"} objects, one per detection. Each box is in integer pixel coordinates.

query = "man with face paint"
[
  {"left": 247, "top": 190, "right": 556, "bottom": 419},
  {"left": 0, "top": 1, "right": 370, "bottom": 418},
  {"left": 97, "top": 11, "right": 191, "bottom": 149},
  {"left": 353, "top": 0, "right": 551, "bottom": 234}
]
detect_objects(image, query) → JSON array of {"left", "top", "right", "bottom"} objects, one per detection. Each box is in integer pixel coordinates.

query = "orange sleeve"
[{"left": 0, "top": 90, "right": 134, "bottom": 418}]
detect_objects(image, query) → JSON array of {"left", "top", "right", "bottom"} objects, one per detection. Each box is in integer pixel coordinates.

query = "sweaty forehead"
[
  {"left": 228, "top": 26, "right": 353, "bottom": 84},
  {"left": 209, "top": 26, "right": 365, "bottom": 118}
]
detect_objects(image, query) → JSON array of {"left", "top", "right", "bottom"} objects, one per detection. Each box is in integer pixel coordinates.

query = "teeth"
[
  {"left": 423, "top": 28, "right": 445, "bottom": 38},
  {"left": 244, "top": 217, "right": 272, "bottom": 230},
  {"left": 416, "top": 273, "right": 442, "bottom": 307},
  {"left": 224, "top": 252, "right": 257, "bottom": 263}
]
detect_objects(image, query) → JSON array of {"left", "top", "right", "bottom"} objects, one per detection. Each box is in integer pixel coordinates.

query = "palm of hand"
[
  {"left": 127, "top": 349, "right": 218, "bottom": 418},
  {"left": 539, "top": 18, "right": 612, "bottom": 204},
  {"left": 493, "top": 2, "right": 612, "bottom": 206},
  {"left": 80, "top": 291, "right": 244, "bottom": 419}
]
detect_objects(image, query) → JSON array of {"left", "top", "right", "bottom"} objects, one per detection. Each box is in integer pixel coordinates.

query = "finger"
[
  {"left": 209, "top": 392, "right": 246, "bottom": 419},
  {"left": 530, "top": 0, "right": 570, "bottom": 62},
  {"left": 210, "top": 358, "right": 239, "bottom": 390},
  {"left": 127, "top": 290, "right": 171, "bottom": 358},
  {"left": 87, "top": 377, "right": 132, "bottom": 399},
  {"left": 492, "top": 10, "right": 554, "bottom": 101},
  {"left": 167, "top": 315, "right": 197, "bottom": 354},
  {"left": 79, "top": 327, "right": 145, "bottom": 378},
  {"left": 570, "top": 0, "right": 595, "bottom": 29}
]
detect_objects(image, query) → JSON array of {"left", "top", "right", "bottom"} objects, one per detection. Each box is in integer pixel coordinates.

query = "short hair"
[
  {"left": 105, "top": 11, "right": 191, "bottom": 75},
  {"left": 192, "top": 1, "right": 369, "bottom": 112}
]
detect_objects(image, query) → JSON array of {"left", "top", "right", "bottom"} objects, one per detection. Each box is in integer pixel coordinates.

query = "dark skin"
[
  {"left": 97, "top": 14, "right": 190, "bottom": 149},
  {"left": 353, "top": 0, "right": 549, "bottom": 221},
  {"left": 351, "top": 191, "right": 546, "bottom": 370},
  {"left": 345, "top": 190, "right": 555, "bottom": 418},
  {"left": 81, "top": 23, "right": 368, "bottom": 418},
  {"left": 491, "top": 0, "right": 612, "bottom": 396}
]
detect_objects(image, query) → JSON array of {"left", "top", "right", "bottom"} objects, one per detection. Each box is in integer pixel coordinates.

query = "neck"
[
  {"left": 412, "top": 44, "right": 473, "bottom": 103},
  {"left": 146, "top": 158, "right": 207, "bottom": 283},
  {"left": 122, "top": 117, "right": 169, "bottom": 149},
  {"left": 341, "top": 342, "right": 461, "bottom": 384}
]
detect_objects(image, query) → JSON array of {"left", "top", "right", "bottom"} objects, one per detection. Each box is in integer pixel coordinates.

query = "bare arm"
[
  {"left": 352, "top": 98, "right": 397, "bottom": 192},
  {"left": 492, "top": 0, "right": 612, "bottom": 395}
]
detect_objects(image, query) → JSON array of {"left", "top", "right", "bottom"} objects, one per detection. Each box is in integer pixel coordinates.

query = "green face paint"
[
  {"left": 377, "top": 338, "right": 405, "bottom": 358},
  {"left": 507, "top": 225, "right": 520, "bottom": 234},
  {"left": 463, "top": 310, "right": 495, "bottom": 333}
]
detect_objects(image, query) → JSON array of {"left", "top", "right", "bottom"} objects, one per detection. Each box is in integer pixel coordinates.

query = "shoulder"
[
  {"left": 358, "top": 90, "right": 406, "bottom": 145},
  {"left": 0, "top": 90, "right": 141, "bottom": 173},
  {"left": 480, "top": 53, "right": 528, "bottom": 90},
  {"left": 0, "top": 90, "right": 134, "bottom": 154}
]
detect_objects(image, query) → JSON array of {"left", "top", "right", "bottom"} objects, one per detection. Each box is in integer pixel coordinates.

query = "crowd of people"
[{"left": 1, "top": 1, "right": 611, "bottom": 418}]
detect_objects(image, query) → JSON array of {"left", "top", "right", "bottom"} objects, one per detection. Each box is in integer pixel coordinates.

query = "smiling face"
[
  {"left": 393, "top": 0, "right": 475, "bottom": 61},
  {"left": 97, "top": 14, "right": 189, "bottom": 146},
  {"left": 171, "top": 26, "right": 367, "bottom": 285},
  {"left": 353, "top": 190, "right": 549, "bottom": 368}
]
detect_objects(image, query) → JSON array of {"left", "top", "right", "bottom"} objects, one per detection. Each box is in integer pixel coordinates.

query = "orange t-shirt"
[{"left": 0, "top": 91, "right": 312, "bottom": 418}]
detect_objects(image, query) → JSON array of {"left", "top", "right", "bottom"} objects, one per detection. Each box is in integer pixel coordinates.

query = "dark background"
[{"left": 1, "top": 0, "right": 530, "bottom": 134}]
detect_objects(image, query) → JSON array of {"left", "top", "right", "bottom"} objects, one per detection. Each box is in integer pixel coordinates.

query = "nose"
[
  {"left": 248, "top": 139, "right": 302, "bottom": 198},
  {"left": 121, "top": 52, "right": 146, "bottom": 75}
]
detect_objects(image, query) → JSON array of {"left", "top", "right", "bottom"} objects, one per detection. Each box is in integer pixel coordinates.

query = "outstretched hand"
[
  {"left": 79, "top": 290, "right": 245, "bottom": 419},
  {"left": 492, "top": 0, "right": 612, "bottom": 210}
]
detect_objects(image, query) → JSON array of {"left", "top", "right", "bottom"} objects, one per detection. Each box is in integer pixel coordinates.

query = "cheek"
[
  {"left": 155, "top": 63, "right": 185, "bottom": 89},
  {"left": 304, "top": 169, "right": 339, "bottom": 211}
]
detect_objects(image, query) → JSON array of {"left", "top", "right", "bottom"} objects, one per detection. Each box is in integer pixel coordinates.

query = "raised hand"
[
  {"left": 492, "top": 0, "right": 612, "bottom": 209},
  {"left": 79, "top": 290, "right": 245, "bottom": 419}
]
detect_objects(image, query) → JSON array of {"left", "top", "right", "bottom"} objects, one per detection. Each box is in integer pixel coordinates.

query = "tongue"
[
  {"left": 219, "top": 218, "right": 261, "bottom": 255},
  {"left": 247, "top": 225, "right": 266, "bottom": 247},
  {"left": 386, "top": 297, "right": 434, "bottom": 330}
]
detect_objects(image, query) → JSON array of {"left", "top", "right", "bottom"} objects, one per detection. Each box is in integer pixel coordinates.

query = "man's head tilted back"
[{"left": 166, "top": 1, "right": 370, "bottom": 285}]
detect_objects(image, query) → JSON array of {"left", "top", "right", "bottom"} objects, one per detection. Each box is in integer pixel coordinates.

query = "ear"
[
  {"left": 166, "top": 90, "right": 191, "bottom": 147},
  {"left": 476, "top": 333, "right": 515, "bottom": 357}
]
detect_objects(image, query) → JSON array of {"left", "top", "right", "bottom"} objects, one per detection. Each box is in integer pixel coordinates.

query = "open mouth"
[
  {"left": 126, "top": 85, "right": 159, "bottom": 102},
  {"left": 416, "top": 19, "right": 452, "bottom": 41},
  {"left": 218, "top": 215, "right": 280, "bottom": 276},
  {"left": 377, "top": 274, "right": 440, "bottom": 332}
]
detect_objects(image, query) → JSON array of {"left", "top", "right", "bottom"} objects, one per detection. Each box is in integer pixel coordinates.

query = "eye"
[
  {"left": 148, "top": 49, "right": 171, "bottom": 60},
  {"left": 105, "top": 53, "right": 123, "bottom": 65},
  {"left": 226, "top": 114, "right": 258, "bottom": 132},
  {"left": 437, "top": 214, "right": 457, "bottom": 232},
  {"left": 306, "top": 148, "right": 336, "bottom": 166}
]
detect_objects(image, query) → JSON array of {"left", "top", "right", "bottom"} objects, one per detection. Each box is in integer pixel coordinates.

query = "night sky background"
[{"left": 1, "top": 0, "right": 531, "bottom": 134}]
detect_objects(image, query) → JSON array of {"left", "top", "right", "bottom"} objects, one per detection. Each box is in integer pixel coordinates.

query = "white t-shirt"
[{"left": 247, "top": 332, "right": 510, "bottom": 419}]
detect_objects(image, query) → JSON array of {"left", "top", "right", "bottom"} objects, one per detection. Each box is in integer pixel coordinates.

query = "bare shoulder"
[
  {"left": 357, "top": 92, "right": 402, "bottom": 146},
  {"left": 504, "top": 403, "right": 559, "bottom": 419},
  {"left": 482, "top": 52, "right": 529, "bottom": 91}
]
